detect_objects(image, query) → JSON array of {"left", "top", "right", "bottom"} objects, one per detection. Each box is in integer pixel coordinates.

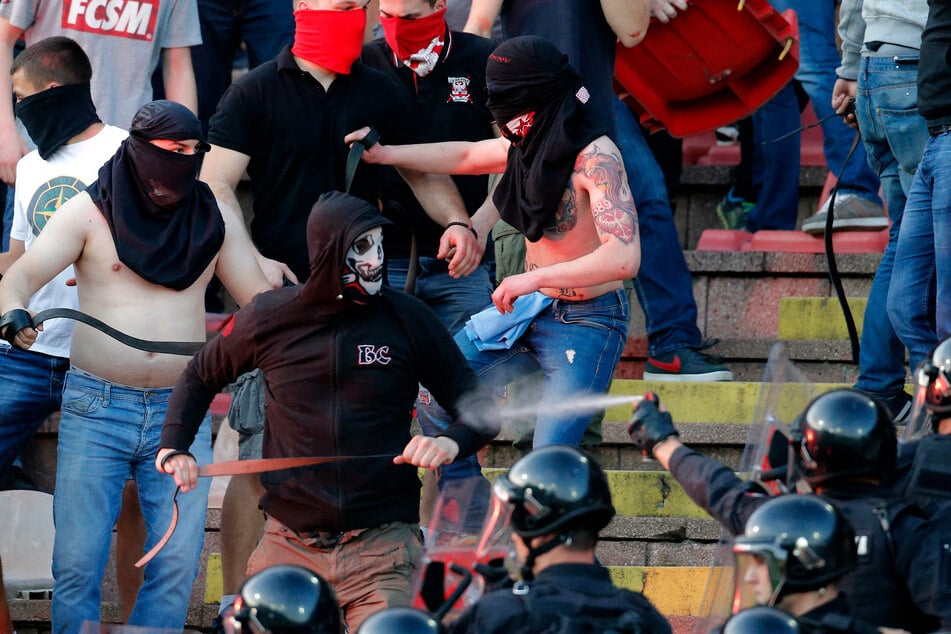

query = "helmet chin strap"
[
  {"left": 519, "top": 533, "right": 571, "bottom": 582},
  {"left": 768, "top": 578, "right": 787, "bottom": 608}
]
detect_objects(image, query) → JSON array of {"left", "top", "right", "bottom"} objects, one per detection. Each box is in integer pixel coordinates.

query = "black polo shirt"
[
  {"left": 361, "top": 30, "right": 496, "bottom": 260},
  {"left": 208, "top": 46, "right": 416, "bottom": 280}
]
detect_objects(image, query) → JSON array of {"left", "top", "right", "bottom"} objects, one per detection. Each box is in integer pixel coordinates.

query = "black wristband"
[
  {"left": 160, "top": 449, "right": 196, "bottom": 470},
  {"left": 445, "top": 221, "right": 478, "bottom": 240},
  {"left": 0, "top": 308, "right": 34, "bottom": 343}
]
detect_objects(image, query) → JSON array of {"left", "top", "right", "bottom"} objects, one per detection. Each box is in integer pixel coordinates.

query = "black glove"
[{"left": 626, "top": 392, "right": 679, "bottom": 453}]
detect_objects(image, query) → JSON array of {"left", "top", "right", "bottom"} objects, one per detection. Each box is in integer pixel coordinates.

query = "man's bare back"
[{"left": 0, "top": 191, "right": 268, "bottom": 388}]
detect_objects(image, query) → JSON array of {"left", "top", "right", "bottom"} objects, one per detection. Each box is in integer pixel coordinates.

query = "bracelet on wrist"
[{"left": 445, "top": 221, "right": 478, "bottom": 240}]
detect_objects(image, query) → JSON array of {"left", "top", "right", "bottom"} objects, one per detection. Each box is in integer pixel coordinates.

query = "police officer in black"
[
  {"left": 730, "top": 495, "right": 878, "bottom": 634},
  {"left": 447, "top": 445, "right": 672, "bottom": 634},
  {"left": 628, "top": 389, "right": 940, "bottom": 633},
  {"left": 893, "top": 336, "right": 951, "bottom": 513}
]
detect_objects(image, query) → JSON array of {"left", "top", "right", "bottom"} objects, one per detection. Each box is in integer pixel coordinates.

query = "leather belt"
[
  {"left": 135, "top": 453, "right": 395, "bottom": 568},
  {"left": 929, "top": 124, "right": 951, "bottom": 137},
  {"left": 0, "top": 307, "right": 206, "bottom": 355}
]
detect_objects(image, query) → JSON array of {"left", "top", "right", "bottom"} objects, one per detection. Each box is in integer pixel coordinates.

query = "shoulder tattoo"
[{"left": 576, "top": 143, "right": 638, "bottom": 244}]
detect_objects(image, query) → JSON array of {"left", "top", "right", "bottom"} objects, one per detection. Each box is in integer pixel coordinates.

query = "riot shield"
[
  {"left": 693, "top": 342, "right": 819, "bottom": 633},
  {"left": 409, "top": 476, "right": 515, "bottom": 624},
  {"left": 904, "top": 360, "right": 940, "bottom": 442}
]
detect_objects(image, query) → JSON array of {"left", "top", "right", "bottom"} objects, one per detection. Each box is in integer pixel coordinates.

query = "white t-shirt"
[
  {"left": 1, "top": 0, "right": 201, "bottom": 128},
  {"left": 9, "top": 125, "right": 128, "bottom": 358}
]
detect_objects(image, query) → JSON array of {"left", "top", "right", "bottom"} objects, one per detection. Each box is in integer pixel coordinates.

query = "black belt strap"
[
  {"left": 344, "top": 128, "right": 380, "bottom": 194},
  {"left": 1, "top": 307, "right": 205, "bottom": 356}
]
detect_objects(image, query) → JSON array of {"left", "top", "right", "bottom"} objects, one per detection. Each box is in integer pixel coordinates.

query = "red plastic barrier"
[{"left": 615, "top": 0, "right": 799, "bottom": 137}]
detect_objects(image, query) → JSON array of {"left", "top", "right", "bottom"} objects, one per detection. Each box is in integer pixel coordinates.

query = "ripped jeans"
[{"left": 417, "top": 290, "right": 629, "bottom": 448}]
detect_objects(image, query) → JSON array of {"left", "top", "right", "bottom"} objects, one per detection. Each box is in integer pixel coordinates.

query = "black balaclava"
[
  {"left": 300, "top": 191, "right": 393, "bottom": 305},
  {"left": 15, "top": 82, "right": 101, "bottom": 159},
  {"left": 86, "top": 100, "right": 224, "bottom": 291},
  {"left": 486, "top": 35, "right": 610, "bottom": 242}
]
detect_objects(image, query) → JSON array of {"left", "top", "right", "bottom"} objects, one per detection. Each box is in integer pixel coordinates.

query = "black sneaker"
[
  {"left": 854, "top": 388, "right": 912, "bottom": 424},
  {"left": 644, "top": 346, "right": 734, "bottom": 382}
]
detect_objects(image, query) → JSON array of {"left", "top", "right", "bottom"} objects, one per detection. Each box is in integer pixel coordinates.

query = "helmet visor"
[{"left": 731, "top": 544, "right": 788, "bottom": 611}]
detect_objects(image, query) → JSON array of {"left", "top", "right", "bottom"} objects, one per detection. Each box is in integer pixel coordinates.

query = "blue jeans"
[
  {"left": 51, "top": 369, "right": 212, "bottom": 634},
  {"left": 0, "top": 345, "right": 69, "bottom": 475},
  {"left": 192, "top": 0, "right": 294, "bottom": 130},
  {"left": 887, "top": 132, "right": 949, "bottom": 368},
  {"left": 416, "top": 290, "right": 630, "bottom": 448},
  {"left": 388, "top": 257, "right": 493, "bottom": 488},
  {"left": 854, "top": 55, "right": 929, "bottom": 395},
  {"left": 614, "top": 98, "right": 702, "bottom": 356},
  {"left": 778, "top": 0, "right": 882, "bottom": 202},
  {"left": 387, "top": 257, "right": 493, "bottom": 336},
  {"left": 750, "top": 81, "right": 801, "bottom": 230}
]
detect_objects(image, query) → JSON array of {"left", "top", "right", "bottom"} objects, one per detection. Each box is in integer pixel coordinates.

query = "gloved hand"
[{"left": 626, "top": 392, "right": 679, "bottom": 453}]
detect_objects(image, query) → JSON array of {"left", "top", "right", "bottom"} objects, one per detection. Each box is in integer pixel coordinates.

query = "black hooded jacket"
[{"left": 161, "top": 192, "right": 498, "bottom": 532}]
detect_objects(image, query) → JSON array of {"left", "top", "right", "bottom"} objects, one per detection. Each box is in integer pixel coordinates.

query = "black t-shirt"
[
  {"left": 500, "top": 0, "right": 618, "bottom": 136},
  {"left": 919, "top": 0, "right": 951, "bottom": 126},
  {"left": 361, "top": 30, "right": 496, "bottom": 259},
  {"left": 208, "top": 46, "right": 417, "bottom": 280}
]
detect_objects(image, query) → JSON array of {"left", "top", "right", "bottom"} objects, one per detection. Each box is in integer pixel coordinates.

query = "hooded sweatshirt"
[
  {"left": 836, "top": 0, "right": 927, "bottom": 80},
  {"left": 161, "top": 191, "right": 498, "bottom": 532}
]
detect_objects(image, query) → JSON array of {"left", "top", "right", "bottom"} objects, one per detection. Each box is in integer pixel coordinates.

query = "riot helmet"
[
  {"left": 486, "top": 445, "right": 614, "bottom": 581},
  {"left": 229, "top": 565, "right": 342, "bottom": 634},
  {"left": 732, "top": 495, "right": 856, "bottom": 608},
  {"left": 791, "top": 389, "right": 896, "bottom": 487},
  {"left": 493, "top": 445, "right": 615, "bottom": 538},
  {"left": 907, "top": 336, "right": 951, "bottom": 439},
  {"left": 356, "top": 607, "right": 442, "bottom": 634},
  {"left": 722, "top": 606, "right": 801, "bottom": 634}
]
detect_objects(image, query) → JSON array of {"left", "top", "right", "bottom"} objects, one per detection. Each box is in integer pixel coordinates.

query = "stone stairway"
[{"left": 6, "top": 164, "right": 894, "bottom": 633}]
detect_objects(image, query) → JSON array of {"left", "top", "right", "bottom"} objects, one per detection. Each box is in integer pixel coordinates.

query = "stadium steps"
[{"left": 8, "top": 163, "right": 895, "bottom": 633}]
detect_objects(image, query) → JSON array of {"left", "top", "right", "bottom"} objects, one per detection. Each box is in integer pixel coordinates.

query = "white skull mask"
[{"left": 341, "top": 226, "right": 384, "bottom": 298}]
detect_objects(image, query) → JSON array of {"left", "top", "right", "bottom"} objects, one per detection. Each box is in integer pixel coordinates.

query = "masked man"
[
  {"left": 158, "top": 191, "right": 499, "bottom": 632},
  {"left": 199, "top": 2, "right": 484, "bottom": 610},
  {"left": 347, "top": 35, "right": 640, "bottom": 449},
  {"left": 0, "top": 100, "right": 270, "bottom": 634}
]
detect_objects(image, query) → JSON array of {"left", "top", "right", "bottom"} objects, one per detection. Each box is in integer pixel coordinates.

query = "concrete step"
[{"left": 778, "top": 296, "right": 868, "bottom": 340}]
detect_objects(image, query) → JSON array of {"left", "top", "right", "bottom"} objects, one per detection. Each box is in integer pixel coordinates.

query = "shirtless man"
[
  {"left": 0, "top": 100, "right": 269, "bottom": 634},
  {"left": 346, "top": 35, "right": 640, "bottom": 447}
]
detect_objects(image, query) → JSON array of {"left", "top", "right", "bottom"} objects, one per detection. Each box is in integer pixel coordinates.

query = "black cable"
[
  {"left": 823, "top": 130, "right": 864, "bottom": 365},
  {"left": 759, "top": 97, "right": 864, "bottom": 364}
]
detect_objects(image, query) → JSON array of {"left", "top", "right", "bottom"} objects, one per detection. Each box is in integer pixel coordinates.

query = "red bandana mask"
[
  {"left": 380, "top": 8, "right": 446, "bottom": 77},
  {"left": 500, "top": 111, "right": 535, "bottom": 145},
  {"left": 292, "top": 8, "right": 367, "bottom": 75}
]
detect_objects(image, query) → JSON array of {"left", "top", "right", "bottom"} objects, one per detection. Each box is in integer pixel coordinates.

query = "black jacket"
[
  {"left": 918, "top": 0, "right": 951, "bottom": 125},
  {"left": 448, "top": 563, "right": 671, "bottom": 634},
  {"left": 668, "top": 446, "right": 940, "bottom": 632},
  {"left": 161, "top": 193, "right": 498, "bottom": 532}
]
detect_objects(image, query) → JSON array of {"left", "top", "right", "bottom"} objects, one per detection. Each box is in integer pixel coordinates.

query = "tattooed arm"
[{"left": 491, "top": 137, "right": 640, "bottom": 312}]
